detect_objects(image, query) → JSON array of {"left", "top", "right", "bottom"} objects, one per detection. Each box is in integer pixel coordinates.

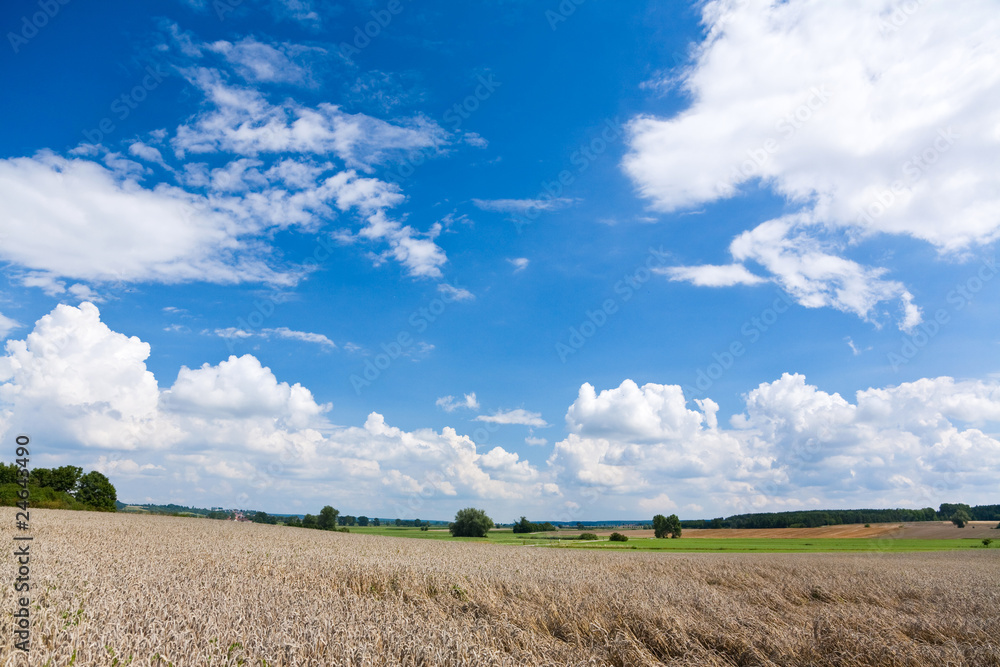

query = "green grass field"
[{"left": 338, "top": 526, "right": 992, "bottom": 552}]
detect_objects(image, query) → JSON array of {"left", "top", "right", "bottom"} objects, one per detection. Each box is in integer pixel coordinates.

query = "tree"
[
  {"left": 357, "top": 515, "right": 369, "bottom": 526},
  {"left": 654, "top": 514, "right": 682, "bottom": 538},
  {"left": 449, "top": 507, "right": 494, "bottom": 537},
  {"left": 951, "top": 509, "right": 971, "bottom": 528},
  {"left": 285, "top": 516, "right": 302, "bottom": 528},
  {"left": 252, "top": 511, "right": 270, "bottom": 524},
  {"left": 317, "top": 505, "right": 340, "bottom": 530},
  {"left": 302, "top": 514, "right": 317, "bottom": 529},
  {"left": 74, "top": 471, "right": 117, "bottom": 511},
  {"left": 513, "top": 516, "right": 534, "bottom": 534},
  {"left": 0, "top": 462, "right": 20, "bottom": 484},
  {"left": 983, "top": 539, "right": 993, "bottom": 548},
  {"left": 394, "top": 518, "right": 402, "bottom": 526},
  {"left": 413, "top": 518, "right": 421, "bottom": 527},
  {"left": 48, "top": 466, "right": 83, "bottom": 493},
  {"left": 372, "top": 518, "right": 380, "bottom": 526}
]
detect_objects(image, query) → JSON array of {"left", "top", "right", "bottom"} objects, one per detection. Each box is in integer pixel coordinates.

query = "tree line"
[
  {"left": 678, "top": 503, "right": 1000, "bottom": 530},
  {"left": 0, "top": 462, "right": 117, "bottom": 511}
]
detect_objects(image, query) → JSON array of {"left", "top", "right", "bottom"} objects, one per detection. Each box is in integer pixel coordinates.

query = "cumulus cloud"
[
  {"left": 475, "top": 409, "right": 548, "bottom": 427},
  {"left": 551, "top": 374, "right": 1000, "bottom": 514},
  {"left": 624, "top": 0, "right": 1000, "bottom": 329},
  {"left": 0, "top": 303, "right": 541, "bottom": 514}
]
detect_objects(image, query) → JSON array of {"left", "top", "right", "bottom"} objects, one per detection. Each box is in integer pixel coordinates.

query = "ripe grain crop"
[{"left": 2, "top": 509, "right": 998, "bottom": 666}]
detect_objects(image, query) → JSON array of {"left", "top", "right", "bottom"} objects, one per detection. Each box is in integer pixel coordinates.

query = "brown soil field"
[
  {"left": 2, "top": 509, "right": 998, "bottom": 666},
  {"left": 592, "top": 521, "right": 1000, "bottom": 540}
]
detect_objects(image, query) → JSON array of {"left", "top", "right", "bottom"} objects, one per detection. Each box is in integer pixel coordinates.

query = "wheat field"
[{"left": 1, "top": 510, "right": 997, "bottom": 666}]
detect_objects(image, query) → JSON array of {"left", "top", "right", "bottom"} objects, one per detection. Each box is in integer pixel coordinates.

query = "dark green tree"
[
  {"left": 653, "top": 514, "right": 669, "bottom": 538},
  {"left": 285, "top": 516, "right": 302, "bottom": 528},
  {"left": 449, "top": 507, "right": 494, "bottom": 537},
  {"left": 666, "top": 513, "right": 682, "bottom": 538},
  {"left": 74, "top": 471, "right": 117, "bottom": 511},
  {"left": 513, "top": 516, "right": 534, "bottom": 534},
  {"left": 372, "top": 518, "right": 380, "bottom": 526},
  {"left": 0, "top": 462, "right": 20, "bottom": 484},
  {"left": 302, "top": 514, "right": 318, "bottom": 529},
  {"left": 394, "top": 518, "right": 402, "bottom": 526},
  {"left": 951, "top": 509, "right": 971, "bottom": 528},
  {"left": 357, "top": 515, "right": 369, "bottom": 526},
  {"left": 48, "top": 465, "right": 83, "bottom": 493},
  {"left": 317, "top": 505, "right": 340, "bottom": 530}
]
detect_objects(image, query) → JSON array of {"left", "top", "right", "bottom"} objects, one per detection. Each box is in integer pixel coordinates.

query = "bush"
[
  {"left": 449, "top": 507, "right": 494, "bottom": 537},
  {"left": 609, "top": 532, "right": 628, "bottom": 542},
  {"left": 864, "top": 523, "right": 871, "bottom": 528},
  {"left": 420, "top": 525, "right": 429, "bottom": 531},
  {"left": 983, "top": 539, "right": 993, "bottom": 548},
  {"left": 579, "top": 533, "right": 598, "bottom": 540}
]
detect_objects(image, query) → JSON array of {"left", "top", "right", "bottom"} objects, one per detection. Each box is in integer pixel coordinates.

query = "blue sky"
[{"left": 1, "top": 0, "right": 999, "bottom": 520}]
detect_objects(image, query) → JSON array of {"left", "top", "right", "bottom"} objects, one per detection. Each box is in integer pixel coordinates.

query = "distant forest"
[{"left": 680, "top": 503, "right": 1000, "bottom": 530}]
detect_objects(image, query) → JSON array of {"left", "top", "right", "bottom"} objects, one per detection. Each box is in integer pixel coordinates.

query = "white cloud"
[
  {"left": 507, "top": 257, "right": 529, "bottom": 273},
  {"left": 624, "top": 0, "right": 1000, "bottom": 327},
  {"left": 660, "top": 263, "right": 766, "bottom": 287},
  {"left": 0, "top": 303, "right": 543, "bottom": 513},
  {"left": 436, "top": 393, "right": 480, "bottom": 412},
  {"left": 472, "top": 197, "right": 575, "bottom": 214},
  {"left": 525, "top": 436, "right": 548, "bottom": 447},
  {"left": 265, "top": 327, "right": 335, "bottom": 348},
  {"left": 475, "top": 409, "right": 548, "bottom": 428},
  {"left": 173, "top": 68, "right": 448, "bottom": 169},
  {"left": 207, "top": 37, "right": 319, "bottom": 86},
  {"left": 5, "top": 304, "right": 999, "bottom": 517},
  {"left": 0, "top": 312, "right": 20, "bottom": 340},
  {"left": 552, "top": 374, "right": 1000, "bottom": 513},
  {"left": 128, "top": 141, "right": 165, "bottom": 165},
  {"left": 0, "top": 153, "right": 296, "bottom": 287},
  {"left": 436, "top": 283, "right": 474, "bottom": 301},
  {"left": 463, "top": 132, "right": 488, "bottom": 148}
]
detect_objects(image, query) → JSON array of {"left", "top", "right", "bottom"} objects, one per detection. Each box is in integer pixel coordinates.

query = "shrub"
[
  {"left": 983, "top": 539, "right": 993, "bottom": 548},
  {"left": 865, "top": 523, "right": 871, "bottom": 528},
  {"left": 420, "top": 525, "right": 429, "bottom": 531},
  {"left": 579, "top": 533, "right": 598, "bottom": 540},
  {"left": 609, "top": 532, "right": 628, "bottom": 542},
  {"left": 951, "top": 509, "right": 971, "bottom": 528}
]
